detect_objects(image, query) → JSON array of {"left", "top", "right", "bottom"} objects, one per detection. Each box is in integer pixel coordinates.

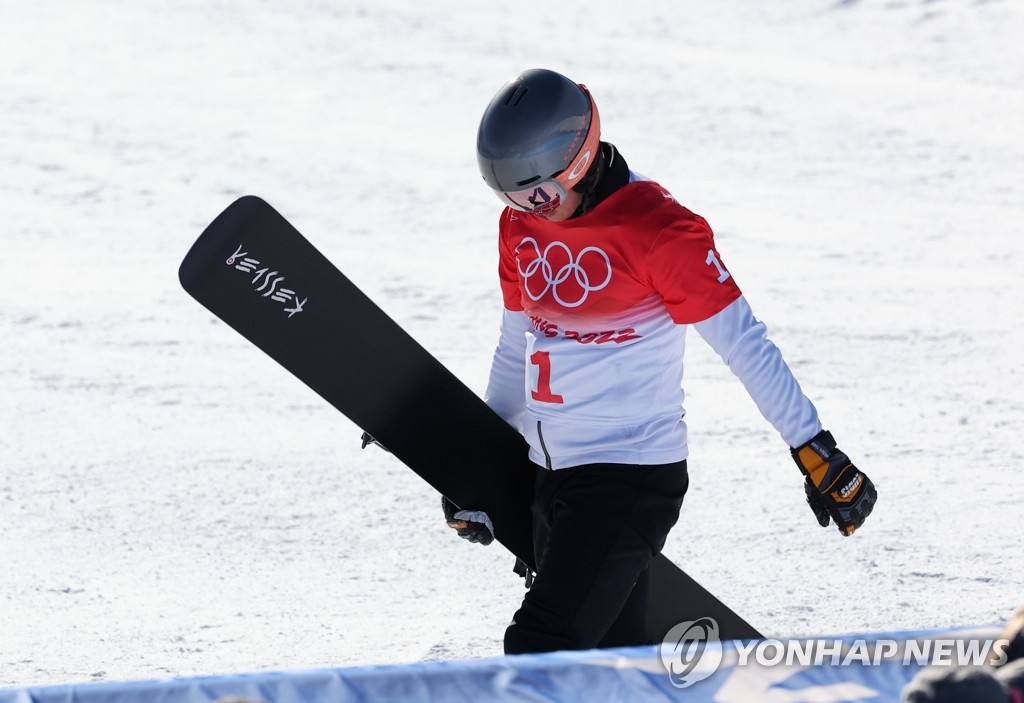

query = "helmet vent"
[{"left": 505, "top": 86, "right": 529, "bottom": 107}]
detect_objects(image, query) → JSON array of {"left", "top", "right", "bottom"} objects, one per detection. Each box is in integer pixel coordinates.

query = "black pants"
[{"left": 504, "top": 460, "right": 688, "bottom": 654}]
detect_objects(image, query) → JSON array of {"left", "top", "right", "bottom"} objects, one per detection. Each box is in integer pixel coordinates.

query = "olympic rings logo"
[{"left": 515, "top": 237, "right": 612, "bottom": 308}]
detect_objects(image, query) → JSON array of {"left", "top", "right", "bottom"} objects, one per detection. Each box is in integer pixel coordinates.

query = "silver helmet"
[{"left": 477, "top": 69, "right": 601, "bottom": 211}]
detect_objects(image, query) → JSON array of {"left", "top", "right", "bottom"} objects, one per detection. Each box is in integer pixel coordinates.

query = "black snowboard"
[{"left": 178, "top": 195, "right": 762, "bottom": 643}]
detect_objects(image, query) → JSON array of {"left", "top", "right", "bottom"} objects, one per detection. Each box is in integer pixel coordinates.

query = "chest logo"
[{"left": 515, "top": 237, "right": 612, "bottom": 308}]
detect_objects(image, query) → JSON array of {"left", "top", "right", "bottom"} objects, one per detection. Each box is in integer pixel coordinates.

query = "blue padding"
[{"left": 0, "top": 627, "right": 1004, "bottom": 703}]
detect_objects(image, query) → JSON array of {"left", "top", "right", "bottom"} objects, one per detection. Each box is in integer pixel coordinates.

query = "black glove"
[
  {"left": 441, "top": 496, "right": 494, "bottom": 546},
  {"left": 792, "top": 430, "right": 876, "bottom": 536}
]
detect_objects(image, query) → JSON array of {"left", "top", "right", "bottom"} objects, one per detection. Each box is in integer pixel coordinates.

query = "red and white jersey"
[{"left": 485, "top": 175, "right": 821, "bottom": 469}]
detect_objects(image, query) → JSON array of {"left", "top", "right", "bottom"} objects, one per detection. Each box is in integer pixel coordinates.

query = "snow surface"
[{"left": 1, "top": 0, "right": 1022, "bottom": 689}]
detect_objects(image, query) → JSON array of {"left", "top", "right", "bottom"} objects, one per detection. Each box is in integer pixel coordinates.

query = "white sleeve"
[
  {"left": 693, "top": 295, "right": 822, "bottom": 448},
  {"left": 484, "top": 309, "right": 531, "bottom": 432}
]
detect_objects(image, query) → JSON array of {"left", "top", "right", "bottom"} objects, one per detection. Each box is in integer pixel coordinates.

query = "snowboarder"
[{"left": 444, "top": 68, "right": 876, "bottom": 655}]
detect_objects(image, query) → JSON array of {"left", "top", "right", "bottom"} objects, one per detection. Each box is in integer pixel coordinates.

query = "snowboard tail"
[{"left": 179, "top": 195, "right": 762, "bottom": 642}]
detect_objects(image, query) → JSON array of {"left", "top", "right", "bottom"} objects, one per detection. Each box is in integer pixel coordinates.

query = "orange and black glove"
[
  {"left": 792, "top": 430, "right": 876, "bottom": 536},
  {"left": 442, "top": 496, "right": 495, "bottom": 546}
]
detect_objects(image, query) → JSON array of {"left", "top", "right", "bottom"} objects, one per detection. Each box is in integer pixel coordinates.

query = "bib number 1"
[
  {"left": 706, "top": 249, "right": 731, "bottom": 283},
  {"left": 530, "top": 351, "right": 564, "bottom": 404}
]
